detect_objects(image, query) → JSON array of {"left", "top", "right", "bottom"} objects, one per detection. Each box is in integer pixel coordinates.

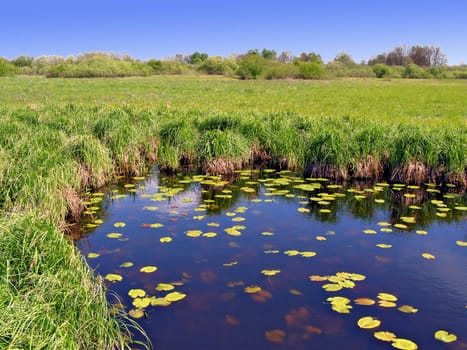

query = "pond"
[{"left": 76, "top": 168, "right": 467, "bottom": 350}]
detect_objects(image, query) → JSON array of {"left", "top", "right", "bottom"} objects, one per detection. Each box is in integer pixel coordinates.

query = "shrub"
[
  {"left": 262, "top": 61, "right": 299, "bottom": 79},
  {"left": 297, "top": 62, "right": 326, "bottom": 79},
  {"left": 199, "top": 57, "right": 237, "bottom": 76},
  {"left": 236, "top": 54, "right": 267, "bottom": 79},
  {"left": 402, "top": 64, "right": 430, "bottom": 79},
  {"left": 0, "top": 58, "right": 17, "bottom": 76},
  {"left": 372, "top": 64, "right": 389, "bottom": 78}
]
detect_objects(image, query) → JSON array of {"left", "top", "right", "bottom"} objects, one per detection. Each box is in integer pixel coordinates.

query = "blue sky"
[{"left": 1, "top": 0, "right": 466, "bottom": 64}]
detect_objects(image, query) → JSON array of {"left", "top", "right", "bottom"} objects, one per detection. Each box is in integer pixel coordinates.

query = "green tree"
[
  {"left": 190, "top": 51, "right": 208, "bottom": 64},
  {"left": 261, "top": 48, "right": 277, "bottom": 60},
  {"left": 236, "top": 54, "right": 267, "bottom": 79}
]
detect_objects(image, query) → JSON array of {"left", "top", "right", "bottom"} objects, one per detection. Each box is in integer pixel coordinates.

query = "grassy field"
[{"left": 0, "top": 76, "right": 466, "bottom": 349}]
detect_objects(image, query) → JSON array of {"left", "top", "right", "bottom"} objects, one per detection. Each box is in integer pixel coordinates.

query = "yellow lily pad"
[
  {"left": 456, "top": 240, "right": 467, "bottom": 247},
  {"left": 394, "top": 223, "right": 409, "bottom": 230},
  {"left": 203, "top": 232, "right": 217, "bottom": 238},
  {"left": 416, "top": 230, "right": 428, "bottom": 235},
  {"left": 87, "top": 252, "right": 100, "bottom": 259},
  {"left": 357, "top": 316, "right": 381, "bottom": 329},
  {"left": 284, "top": 250, "right": 300, "bottom": 256},
  {"left": 143, "top": 206, "right": 159, "bottom": 211},
  {"left": 381, "top": 228, "right": 393, "bottom": 232},
  {"left": 319, "top": 209, "right": 332, "bottom": 213},
  {"left": 140, "top": 266, "right": 158, "bottom": 273},
  {"left": 128, "top": 308, "right": 145, "bottom": 319},
  {"left": 119, "top": 261, "right": 133, "bottom": 268},
  {"left": 434, "top": 330, "right": 457, "bottom": 343},
  {"left": 316, "top": 236, "right": 327, "bottom": 241},
  {"left": 378, "top": 293, "right": 398, "bottom": 301},
  {"left": 300, "top": 251, "right": 317, "bottom": 258},
  {"left": 155, "top": 283, "right": 175, "bottom": 291},
  {"left": 379, "top": 300, "right": 397, "bottom": 308},
  {"left": 376, "top": 244, "right": 392, "bottom": 248},
  {"left": 261, "top": 231, "right": 274, "bottom": 236},
  {"left": 160, "top": 236, "right": 173, "bottom": 243},
  {"left": 374, "top": 199, "right": 385, "bottom": 204},
  {"left": 151, "top": 297, "right": 171, "bottom": 307},
  {"left": 391, "top": 338, "right": 418, "bottom": 349},
  {"left": 363, "top": 229, "right": 377, "bottom": 234},
  {"left": 454, "top": 206, "right": 467, "bottom": 211},
  {"left": 113, "top": 222, "right": 126, "bottom": 228},
  {"left": 421, "top": 253, "right": 435, "bottom": 259},
  {"left": 377, "top": 222, "right": 392, "bottom": 227},
  {"left": 374, "top": 331, "right": 397, "bottom": 342},
  {"left": 128, "top": 289, "right": 146, "bottom": 298},
  {"left": 186, "top": 230, "right": 203, "bottom": 237},
  {"left": 104, "top": 273, "right": 123, "bottom": 282},
  {"left": 132, "top": 297, "right": 151, "bottom": 308},
  {"left": 106, "top": 232, "right": 122, "bottom": 238},
  {"left": 398, "top": 305, "right": 418, "bottom": 313},
  {"left": 165, "top": 291, "right": 187, "bottom": 302},
  {"left": 322, "top": 283, "right": 343, "bottom": 292},
  {"left": 261, "top": 269, "right": 281, "bottom": 276},
  {"left": 244, "top": 285, "right": 262, "bottom": 294}
]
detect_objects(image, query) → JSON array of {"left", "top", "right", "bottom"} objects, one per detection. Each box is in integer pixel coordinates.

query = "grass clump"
[{"left": 0, "top": 212, "right": 144, "bottom": 349}]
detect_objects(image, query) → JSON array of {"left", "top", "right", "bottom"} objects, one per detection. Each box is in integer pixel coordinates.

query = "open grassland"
[{"left": 0, "top": 76, "right": 466, "bottom": 349}]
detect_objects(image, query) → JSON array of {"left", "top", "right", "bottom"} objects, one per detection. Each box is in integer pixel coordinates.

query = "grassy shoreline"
[{"left": 0, "top": 76, "right": 465, "bottom": 349}]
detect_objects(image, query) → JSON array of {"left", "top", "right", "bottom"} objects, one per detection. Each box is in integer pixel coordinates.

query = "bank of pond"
[{"left": 78, "top": 168, "right": 466, "bottom": 350}]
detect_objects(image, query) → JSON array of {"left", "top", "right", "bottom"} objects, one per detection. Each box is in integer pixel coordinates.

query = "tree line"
[{"left": 1, "top": 45, "right": 466, "bottom": 79}]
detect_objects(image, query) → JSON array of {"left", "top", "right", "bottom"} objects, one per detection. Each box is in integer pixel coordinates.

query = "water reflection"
[{"left": 76, "top": 168, "right": 467, "bottom": 350}]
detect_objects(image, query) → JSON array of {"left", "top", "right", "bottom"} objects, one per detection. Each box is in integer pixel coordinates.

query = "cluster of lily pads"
[{"left": 80, "top": 169, "right": 466, "bottom": 348}]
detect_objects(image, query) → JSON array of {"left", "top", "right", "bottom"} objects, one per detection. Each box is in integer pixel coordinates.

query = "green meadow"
[{"left": 0, "top": 76, "right": 466, "bottom": 349}]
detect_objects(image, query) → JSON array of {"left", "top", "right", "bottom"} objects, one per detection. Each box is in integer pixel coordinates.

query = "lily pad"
[
  {"left": 106, "top": 232, "right": 122, "bottom": 238},
  {"left": 156, "top": 283, "right": 175, "bottom": 291},
  {"left": 357, "top": 316, "right": 381, "bottom": 329},
  {"left": 113, "top": 222, "right": 126, "bottom": 228},
  {"left": 87, "top": 252, "right": 100, "bottom": 259},
  {"left": 421, "top": 253, "right": 435, "bottom": 260},
  {"left": 374, "top": 331, "right": 397, "bottom": 342},
  {"left": 378, "top": 293, "right": 398, "bottom": 301},
  {"left": 105, "top": 273, "right": 123, "bottom": 282},
  {"left": 391, "top": 338, "right": 418, "bottom": 349},
  {"left": 165, "top": 291, "right": 187, "bottom": 302},
  {"left": 128, "top": 308, "right": 145, "bottom": 319},
  {"left": 119, "top": 261, "right": 134, "bottom": 268},
  {"left": 244, "top": 285, "right": 262, "bottom": 294},
  {"left": 398, "top": 305, "right": 418, "bottom": 313},
  {"left": 261, "top": 269, "right": 281, "bottom": 276},
  {"left": 160, "top": 236, "right": 173, "bottom": 243},
  {"left": 434, "top": 330, "right": 457, "bottom": 343},
  {"left": 128, "top": 289, "right": 146, "bottom": 298},
  {"left": 140, "top": 266, "right": 158, "bottom": 273}
]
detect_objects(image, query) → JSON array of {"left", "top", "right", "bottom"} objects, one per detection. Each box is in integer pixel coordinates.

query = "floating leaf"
[
  {"left": 106, "top": 232, "right": 122, "bottom": 239},
  {"left": 394, "top": 223, "right": 409, "bottom": 230},
  {"left": 143, "top": 206, "right": 159, "bottom": 211},
  {"left": 454, "top": 206, "right": 467, "bottom": 211},
  {"left": 381, "top": 228, "right": 393, "bottom": 233},
  {"left": 456, "top": 240, "right": 467, "bottom": 247},
  {"left": 434, "top": 330, "right": 457, "bottom": 343},
  {"left": 150, "top": 223, "right": 164, "bottom": 228},
  {"left": 261, "top": 269, "right": 281, "bottom": 276},
  {"left": 354, "top": 298, "right": 376, "bottom": 306},
  {"left": 232, "top": 217, "right": 246, "bottom": 222},
  {"left": 113, "top": 222, "right": 126, "bottom": 228},
  {"left": 421, "top": 253, "right": 435, "bottom": 260},
  {"left": 378, "top": 293, "right": 398, "bottom": 301},
  {"left": 186, "top": 230, "right": 202, "bottom": 237},
  {"left": 357, "top": 316, "right": 381, "bottom": 329},
  {"left": 289, "top": 289, "right": 302, "bottom": 296},
  {"left": 322, "top": 284, "right": 343, "bottom": 292},
  {"left": 398, "top": 305, "right": 418, "bottom": 313},
  {"left": 105, "top": 273, "right": 123, "bottom": 282},
  {"left": 374, "top": 199, "right": 385, "bottom": 204},
  {"left": 391, "top": 338, "right": 418, "bottom": 349},
  {"left": 284, "top": 250, "right": 300, "bottom": 256},
  {"left": 319, "top": 209, "right": 332, "bottom": 214},
  {"left": 244, "top": 285, "right": 262, "bottom": 294},
  {"left": 132, "top": 297, "right": 151, "bottom": 308},
  {"left": 309, "top": 275, "right": 328, "bottom": 282},
  {"left": 416, "top": 230, "right": 428, "bottom": 235},
  {"left": 128, "top": 289, "right": 146, "bottom": 298},
  {"left": 140, "top": 266, "right": 158, "bottom": 273},
  {"left": 300, "top": 251, "right": 317, "bottom": 258},
  {"left": 374, "top": 331, "right": 397, "bottom": 342},
  {"left": 151, "top": 297, "right": 171, "bottom": 307},
  {"left": 297, "top": 207, "right": 310, "bottom": 213},
  {"left": 165, "top": 291, "right": 187, "bottom": 302},
  {"left": 265, "top": 329, "right": 286, "bottom": 344},
  {"left": 261, "top": 231, "right": 274, "bottom": 236},
  {"left": 119, "top": 261, "right": 133, "bottom": 268},
  {"left": 160, "top": 236, "right": 172, "bottom": 243},
  {"left": 128, "top": 309, "right": 145, "bottom": 319},
  {"left": 155, "top": 283, "right": 175, "bottom": 291},
  {"left": 207, "top": 222, "right": 220, "bottom": 227},
  {"left": 363, "top": 229, "right": 377, "bottom": 235},
  {"left": 376, "top": 244, "right": 392, "bottom": 249},
  {"left": 379, "top": 300, "right": 397, "bottom": 308},
  {"left": 87, "top": 252, "right": 100, "bottom": 259},
  {"left": 203, "top": 232, "right": 217, "bottom": 238},
  {"left": 377, "top": 222, "right": 392, "bottom": 227}
]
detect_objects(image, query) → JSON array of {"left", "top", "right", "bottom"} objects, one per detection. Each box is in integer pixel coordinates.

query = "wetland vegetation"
[{"left": 0, "top": 75, "right": 465, "bottom": 349}]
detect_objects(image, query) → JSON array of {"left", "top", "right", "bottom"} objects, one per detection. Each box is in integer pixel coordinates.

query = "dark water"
[{"left": 76, "top": 169, "right": 467, "bottom": 350}]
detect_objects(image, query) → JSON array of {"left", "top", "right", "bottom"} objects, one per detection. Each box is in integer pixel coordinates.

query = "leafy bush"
[
  {"left": 297, "top": 62, "right": 326, "bottom": 79},
  {"left": 0, "top": 58, "right": 17, "bottom": 76},
  {"left": 198, "top": 57, "right": 237, "bottom": 76},
  {"left": 372, "top": 64, "right": 389, "bottom": 78},
  {"left": 236, "top": 54, "right": 267, "bottom": 79},
  {"left": 262, "top": 61, "right": 299, "bottom": 79},
  {"left": 402, "top": 64, "right": 430, "bottom": 79}
]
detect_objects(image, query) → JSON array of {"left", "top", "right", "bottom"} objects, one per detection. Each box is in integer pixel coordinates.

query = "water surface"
[{"left": 77, "top": 169, "right": 467, "bottom": 349}]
